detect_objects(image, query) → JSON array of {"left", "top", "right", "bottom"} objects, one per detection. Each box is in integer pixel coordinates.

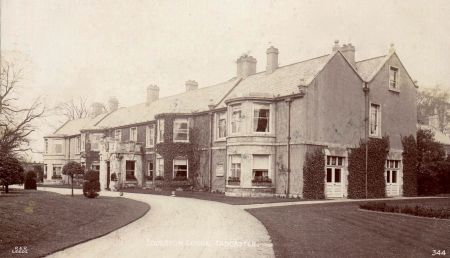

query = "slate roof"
[
  {"left": 94, "top": 78, "right": 239, "bottom": 128},
  {"left": 51, "top": 113, "right": 110, "bottom": 136},
  {"left": 216, "top": 54, "right": 333, "bottom": 108},
  {"left": 355, "top": 55, "right": 389, "bottom": 82}
]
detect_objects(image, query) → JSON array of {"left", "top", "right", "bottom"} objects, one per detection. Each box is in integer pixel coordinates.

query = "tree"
[
  {"left": 417, "top": 128, "right": 446, "bottom": 164},
  {"left": 24, "top": 170, "right": 37, "bottom": 190},
  {"left": 54, "top": 97, "right": 89, "bottom": 121},
  {"left": 417, "top": 86, "right": 450, "bottom": 133},
  {"left": 0, "top": 60, "right": 44, "bottom": 156},
  {"left": 62, "top": 161, "right": 84, "bottom": 197},
  {"left": 0, "top": 155, "right": 24, "bottom": 193}
]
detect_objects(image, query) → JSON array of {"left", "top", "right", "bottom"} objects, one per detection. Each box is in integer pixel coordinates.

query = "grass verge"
[
  {"left": 247, "top": 198, "right": 450, "bottom": 258},
  {"left": 0, "top": 189, "right": 149, "bottom": 258}
]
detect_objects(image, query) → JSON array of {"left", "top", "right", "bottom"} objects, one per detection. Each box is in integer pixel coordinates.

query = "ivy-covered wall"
[
  {"left": 155, "top": 115, "right": 201, "bottom": 186},
  {"left": 402, "top": 135, "right": 418, "bottom": 196},
  {"left": 302, "top": 147, "right": 325, "bottom": 199},
  {"left": 348, "top": 137, "right": 389, "bottom": 199}
]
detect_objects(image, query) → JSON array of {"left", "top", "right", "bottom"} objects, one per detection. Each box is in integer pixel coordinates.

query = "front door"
[
  {"left": 386, "top": 160, "right": 401, "bottom": 197},
  {"left": 325, "top": 156, "right": 345, "bottom": 198}
]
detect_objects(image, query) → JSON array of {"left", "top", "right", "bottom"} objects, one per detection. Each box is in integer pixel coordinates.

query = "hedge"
[
  {"left": 302, "top": 148, "right": 325, "bottom": 199},
  {"left": 348, "top": 137, "right": 389, "bottom": 199},
  {"left": 24, "top": 170, "right": 37, "bottom": 190},
  {"left": 402, "top": 135, "right": 418, "bottom": 196},
  {"left": 83, "top": 170, "right": 100, "bottom": 198},
  {"left": 360, "top": 202, "right": 450, "bottom": 219}
]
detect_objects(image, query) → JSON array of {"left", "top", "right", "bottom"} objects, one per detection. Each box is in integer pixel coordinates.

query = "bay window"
[
  {"left": 253, "top": 103, "right": 270, "bottom": 132},
  {"left": 229, "top": 155, "right": 241, "bottom": 184},
  {"left": 173, "top": 159, "right": 188, "bottom": 179},
  {"left": 231, "top": 105, "right": 241, "bottom": 134},
  {"left": 173, "top": 118, "right": 189, "bottom": 142},
  {"left": 114, "top": 129, "right": 122, "bottom": 141},
  {"left": 252, "top": 155, "right": 271, "bottom": 183},
  {"left": 53, "top": 140, "right": 63, "bottom": 154}
]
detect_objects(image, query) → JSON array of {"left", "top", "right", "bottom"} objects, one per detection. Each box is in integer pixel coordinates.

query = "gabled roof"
[
  {"left": 95, "top": 78, "right": 239, "bottom": 128},
  {"left": 216, "top": 54, "right": 333, "bottom": 107},
  {"left": 419, "top": 124, "right": 450, "bottom": 146},
  {"left": 356, "top": 55, "right": 389, "bottom": 82}
]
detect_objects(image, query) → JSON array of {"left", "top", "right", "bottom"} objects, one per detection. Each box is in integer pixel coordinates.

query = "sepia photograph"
[{"left": 1, "top": 0, "right": 449, "bottom": 257}]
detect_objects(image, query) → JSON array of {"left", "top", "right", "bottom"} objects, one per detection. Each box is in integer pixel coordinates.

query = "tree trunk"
[
  {"left": 71, "top": 175, "right": 74, "bottom": 197},
  {"left": 5, "top": 184, "right": 9, "bottom": 194}
]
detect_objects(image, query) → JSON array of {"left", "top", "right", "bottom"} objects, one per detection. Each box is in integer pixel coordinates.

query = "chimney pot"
[
  {"left": 236, "top": 54, "right": 257, "bottom": 78},
  {"left": 266, "top": 46, "right": 279, "bottom": 74},
  {"left": 146, "top": 84, "right": 160, "bottom": 105},
  {"left": 107, "top": 97, "right": 119, "bottom": 112},
  {"left": 339, "top": 43, "right": 356, "bottom": 67},
  {"left": 185, "top": 80, "right": 198, "bottom": 91},
  {"left": 332, "top": 40, "right": 340, "bottom": 52}
]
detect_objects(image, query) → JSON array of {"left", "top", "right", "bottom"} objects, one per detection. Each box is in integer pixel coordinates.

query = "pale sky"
[{"left": 1, "top": 0, "right": 450, "bottom": 161}]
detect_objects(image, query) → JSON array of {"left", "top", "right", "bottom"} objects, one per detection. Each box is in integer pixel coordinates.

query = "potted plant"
[
  {"left": 252, "top": 176, "right": 272, "bottom": 186},
  {"left": 227, "top": 176, "right": 240, "bottom": 185}
]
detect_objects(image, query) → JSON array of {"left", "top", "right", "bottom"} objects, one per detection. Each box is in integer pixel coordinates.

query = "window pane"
[
  {"left": 386, "top": 171, "right": 390, "bottom": 183},
  {"left": 392, "top": 170, "right": 397, "bottom": 183},
  {"left": 335, "top": 169, "right": 341, "bottom": 183},
  {"left": 327, "top": 156, "right": 331, "bottom": 166},
  {"left": 254, "top": 105, "right": 270, "bottom": 132},
  {"left": 326, "top": 168, "right": 332, "bottom": 182}
]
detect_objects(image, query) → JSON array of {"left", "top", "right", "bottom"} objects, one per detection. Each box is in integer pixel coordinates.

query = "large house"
[{"left": 43, "top": 41, "right": 418, "bottom": 198}]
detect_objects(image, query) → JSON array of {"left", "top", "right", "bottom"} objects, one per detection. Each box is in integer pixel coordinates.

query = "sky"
[{"left": 1, "top": 0, "right": 450, "bottom": 161}]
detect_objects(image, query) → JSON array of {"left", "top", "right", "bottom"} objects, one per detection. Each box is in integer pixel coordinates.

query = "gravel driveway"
[{"left": 41, "top": 187, "right": 274, "bottom": 258}]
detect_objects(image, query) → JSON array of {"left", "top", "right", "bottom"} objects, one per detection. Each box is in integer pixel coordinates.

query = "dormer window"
[
  {"left": 253, "top": 103, "right": 270, "bottom": 133},
  {"left": 389, "top": 66, "right": 399, "bottom": 91}
]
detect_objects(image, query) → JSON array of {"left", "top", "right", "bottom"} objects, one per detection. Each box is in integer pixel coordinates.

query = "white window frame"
[
  {"left": 156, "top": 157, "right": 164, "bottom": 177},
  {"left": 173, "top": 158, "right": 188, "bottom": 179},
  {"left": 91, "top": 134, "right": 101, "bottom": 151},
  {"left": 369, "top": 103, "right": 381, "bottom": 138},
  {"left": 385, "top": 160, "right": 401, "bottom": 183},
  {"left": 157, "top": 119, "right": 164, "bottom": 143},
  {"left": 53, "top": 140, "right": 63, "bottom": 154},
  {"left": 215, "top": 111, "right": 227, "bottom": 141},
  {"left": 253, "top": 103, "right": 271, "bottom": 133},
  {"left": 130, "top": 127, "right": 137, "bottom": 142},
  {"left": 389, "top": 66, "right": 400, "bottom": 91},
  {"left": 230, "top": 104, "right": 242, "bottom": 134},
  {"left": 114, "top": 129, "right": 122, "bottom": 141},
  {"left": 147, "top": 161, "right": 154, "bottom": 179},
  {"left": 44, "top": 139, "right": 48, "bottom": 154},
  {"left": 252, "top": 154, "right": 271, "bottom": 180},
  {"left": 173, "top": 118, "right": 189, "bottom": 143},
  {"left": 228, "top": 155, "right": 241, "bottom": 183},
  {"left": 77, "top": 136, "right": 81, "bottom": 153},
  {"left": 146, "top": 124, "right": 155, "bottom": 147}
]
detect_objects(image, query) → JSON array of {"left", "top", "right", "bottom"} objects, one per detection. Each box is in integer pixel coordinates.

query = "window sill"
[
  {"left": 214, "top": 138, "right": 226, "bottom": 142},
  {"left": 173, "top": 141, "right": 190, "bottom": 143},
  {"left": 369, "top": 134, "right": 382, "bottom": 139},
  {"left": 389, "top": 88, "right": 400, "bottom": 93}
]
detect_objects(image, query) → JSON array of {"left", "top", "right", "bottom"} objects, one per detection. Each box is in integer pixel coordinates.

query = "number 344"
[{"left": 432, "top": 250, "right": 447, "bottom": 256}]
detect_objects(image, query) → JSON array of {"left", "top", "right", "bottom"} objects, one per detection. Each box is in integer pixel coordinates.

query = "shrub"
[
  {"left": 83, "top": 170, "right": 100, "bottom": 198},
  {"left": 418, "top": 161, "right": 450, "bottom": 195},
  {"left": 348, "top": 137, "right": 389, "bottom": 199},
  {"left": 359, "top": 202, "right": 450, "bottom": 219},
  {"left": 402, "top": 135, "right": 418, "bottom": 196},
  {"left": 24, "top": 170, "right": 37, "bottom": 190},
  {"left": 155, "top": 176, "right": 164, "bottom": 180},
  {"left": 302, "top": 147, "right": 325, "bottom": 199}
]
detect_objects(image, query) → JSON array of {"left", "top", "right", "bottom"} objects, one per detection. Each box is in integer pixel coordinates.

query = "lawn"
[
  {"left": 247, "top": 198, "right": 450, "bottom": 258},
  {"left": 0, "top": 189, "right": 150, "bottom": 258},
  {"left": 121, "top": 188, "right": 305, "bottom": 205}
]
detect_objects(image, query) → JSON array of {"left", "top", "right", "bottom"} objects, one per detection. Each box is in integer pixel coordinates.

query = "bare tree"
[
  {"left": 55, "top": 96, "right": 89, "bottom": 121},
  {"left": 0, "top": 60, "right": 44, "bottom": 156}
]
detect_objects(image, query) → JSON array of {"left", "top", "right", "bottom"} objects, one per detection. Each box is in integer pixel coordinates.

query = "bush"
[
  {"left": 359, "top": 202, "right": 450, "bottom": 219},
  {"left": 83, "top": 170, "right": 100, "bottom": 198},
  {"left": 110, "top": 172, "right": 118, "bottom": 182},
  {"left": 402, "top": 135, "right": 418, "bottom": 196},
  {"left": 348, "top": 137, "right": 389, "bottom": 199},
  {"left": 24, "top": 170, "right": 37, "bottom": 190},
  {"left": 155, "top": 176, "right": 164, "bottom": 180},
  {"left": 302, "top": 148, "right": 325, "bottom": 199},
  {"left": 418, "top": 161, "right": 450, "bottom": 195}
]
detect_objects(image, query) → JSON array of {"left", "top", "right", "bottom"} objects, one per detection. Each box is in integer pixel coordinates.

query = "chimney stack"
[
  {"left": 332, "top": 40, "right": 340, "bottom": 52},
  {"left": 146, "top": 85, "right": 160, "bottom": 105},
  {"left": 185, "top": 80, "right": 198, "bottom": 91},
  {"left": 90, "top": 102, "right": 104, "bottom": 118},
  {"left": 107, "top": 97, "right": 119, "bottom": 112},
  {"left": 266, "top": 46, "right": 279, "bottom": 74},
  {"left": 340, "top": 43, "right": 356, "bottom": 67},
  {"left": 236, "top": 54, "right": 257, "bottom": 78}
]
